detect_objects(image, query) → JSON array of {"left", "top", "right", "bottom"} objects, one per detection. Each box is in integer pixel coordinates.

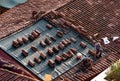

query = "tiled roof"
[
  {"left": 0, "top": 0, "right": 71, "bottom": 80},
  {"left": 44, "top": 0, "right": 120, "bottom": 80},
  {"left": 0, "top": 0, "right": 120, "bottom": 81},
  {"left": 0, "top": 68, "right": 37, "bottom": 81},
  {"left": 0, "top": 0, "right": 71, "bottom": 39},
  {"left": 53, "top": 52, "right": 120, "bottom": 81},
  {"left": 0, "top": 49, "right": 37, "bottom": 79}
]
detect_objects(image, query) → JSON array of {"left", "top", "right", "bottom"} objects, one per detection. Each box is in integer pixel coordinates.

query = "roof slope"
[
  {"left": 0, "top": 0, "right": 71, "bottom": 39},
  {"left": 0, "top": 68, "right": 37, "bottom": 81}
]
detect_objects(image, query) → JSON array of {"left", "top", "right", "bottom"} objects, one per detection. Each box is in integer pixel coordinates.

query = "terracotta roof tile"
[
  {"left": 0, "top": 68, "right": 37, "bottom": 81},
  {"left": 0, "top": 0, "right": 71, "bottom": 39}
]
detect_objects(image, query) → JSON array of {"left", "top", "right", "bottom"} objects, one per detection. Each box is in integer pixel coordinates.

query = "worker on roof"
[
  {"left": 95, "top": 41, "right": 103, "bottom": 58},
  {"left": 80, "top": 57, "right": 93, "bottom": 72}
]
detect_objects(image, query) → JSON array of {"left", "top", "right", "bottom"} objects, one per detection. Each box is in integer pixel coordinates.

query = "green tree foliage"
[{"left": 106, "top": 60, "right": 120, "bottom": 81}]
